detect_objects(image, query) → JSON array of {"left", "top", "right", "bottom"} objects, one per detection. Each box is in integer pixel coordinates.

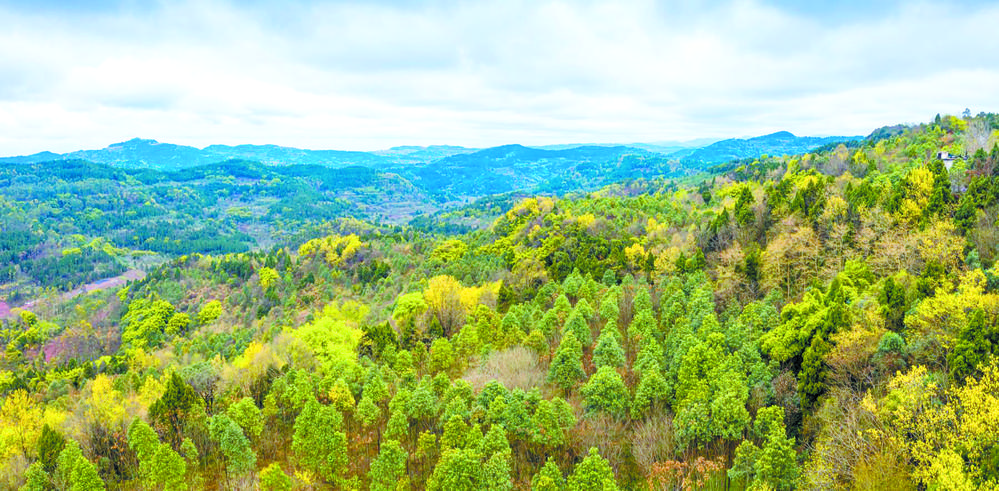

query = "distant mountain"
[
  {"left": 674, "top": 131, "right": 863, "bottom": 165},
  {"left": 0, "top": 131, "right": 863, "bottom": 197},
  {"left": 0, "top": 139, "right": 475, "bottom": 170},
  {"left": 402, "top": 144, "right": 684, "bottom": 198}
]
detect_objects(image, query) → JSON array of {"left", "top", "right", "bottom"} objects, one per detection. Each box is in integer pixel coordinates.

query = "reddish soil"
[{"left": 1, "top": 269, "right": 145, "bottom": 318}]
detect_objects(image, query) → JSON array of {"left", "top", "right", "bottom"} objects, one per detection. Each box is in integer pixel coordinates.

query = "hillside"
[
  {"left": 677, "top": 131, "right": 863, "bottom": 164},
  {"left": 2, "top": 114, "right": 999, "bottom": 491}
]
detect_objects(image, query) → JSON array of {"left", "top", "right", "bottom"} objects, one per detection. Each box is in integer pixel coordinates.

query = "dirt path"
[{"left": 1, "top": 269, "right": 146, "bottom": 318}]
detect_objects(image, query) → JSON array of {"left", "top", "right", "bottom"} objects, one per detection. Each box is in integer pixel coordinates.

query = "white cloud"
[{"left": 0, "top": 0, "right": 997, "bottom": 155}]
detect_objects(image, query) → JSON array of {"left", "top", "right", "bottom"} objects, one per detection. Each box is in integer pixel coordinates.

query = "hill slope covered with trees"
[{"left": 2, "top": 114, "right": 999, "bottom": 490}]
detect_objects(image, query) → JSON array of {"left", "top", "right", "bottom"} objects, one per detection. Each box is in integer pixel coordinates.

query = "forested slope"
[{"left": 2, "top": 114, "right": 999, "bottom": 490}]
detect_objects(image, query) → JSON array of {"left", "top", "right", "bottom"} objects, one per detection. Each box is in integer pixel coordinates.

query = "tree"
[
  {"left": 69, "top": 457, "right": 105, "bottom": 491},
  {"left": 879, "top": 276, "right": 907, "bottom": 332},
  {"left": 548, "top": 332, "right": 585, "bottom": 394},
  {"left": 531, "top": 399, "right": 574, "bottom": 449},
  {"left": 20, "top": 462, "right": 48, "bottom": 491},
  {"left": 150, "top": 444, "right": 187, "bottom": 491},
  {"left": 258, "top": 266, "right": 279, "bottom": 290},
  {"left": 259, "top": 463, "right": 293, "bottom": 491},
  {"left": 292, "top": 398, "right": 347, "bottom": 484},
  {"left": 208, "top": 414, "right": 257, "bottom": 483},
  {"left": 592, "top": 331, "right": 625, "bottom": 369},
  {"left": 197, "top": 300, "right": 223, "bottom": 324},
  {"left": 567, "top": 447, "right": 618, "bottom": 491},
  {"left": 580, "top": 366, "right": 630, "bottom": 418},
  {"left": 425, "top": 275, "right": 465, "bottom": 336},
  {"left": 426, "top": 448, "right": 482, "bottom": 491},
  {"left": 165, "top": 312, "right": 191, "bottom": 336},
  {"left": 127, "top": 418, "right": 160, "bottom": 483},
  {"left": 631, "top": 366, "right": 668, "bottom": 419},
  {"left": 369, "top": 439, "right": 408, "bottom": 491},
  {"left": 736, "top": 406, "right": 799, "bottom": 491},
  {"left": 949, "top": 310, "right": 999, "bottom": 382},
  {"left": 149, "top": 372, "right": 199, "bottom": 449},
  {"left": 54, "top": 439, "right": 83, "bottom": 491},
  {"left": 532, "top": 458, "right": 566, "bottom": 491},
  {"left": 483, "top": 452, "right": 514, "bottom": 491},
  {"left": 226, "top": 397, "right": 263, "bottom": 440},
  {"left": 38, "top": 423, "right": 66, "bottom": 473}
]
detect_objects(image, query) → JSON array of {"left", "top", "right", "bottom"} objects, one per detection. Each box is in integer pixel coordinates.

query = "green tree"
[
  {"left": 127, "top": 418, "right": 160, "bottom": 483},
  {"left": 566, "top": 447, "right": 618, "bottom": 491},
  {"left": 208, "top": 414, "right": 257, "bottom": 482},
  {"left": 150, "top": 444, "right": 187, "bottom": 491},
  {"left": 69, "top": 457, "right": 105, "bottom": 491},
  {"left": 426, "top": 448, "right": 483, "bottom": 491},
  {"left": 949, "top": 309, "right": 999, "bottom": 382},
  {"left": 548, "top": 332, "right": 585, "bottom": 394},
  {"left": 483, "top": 452, "right": 513, "bottom": 491},
  {"left": 20, "top": 462, "right": 49, "bottom": 491},
  {"left": 879, "top": 276, "right": 907, "bottom": 332},
  {"left": 369, "top": 439, "right": 408, "bottom": 491},
  {"left": 291, "top": 398, "right": 347, "bottom": 483},
  {"left": 581, "top": 366, "right": 630, "bottom": 417},
  {"left": 226, "top": 397, "right": 263, "bottom": 440},
  {"left": 259, "top": 463, "right": 293, "bottom": 491},
  {"left": 592, "top": 331, "right": 625, "bottom": 369},
  {"left": 564, "top": 310, "right": 590, "bottom": 347},
  {"left": 631, "top": 366, "right": 668, "bottom": 419},
  {"left": 54, "top": 439, "right": 83, "bottom": 491},
  {"left": 38, "top": 423, "right": 66, "bottom": 473},
  {"left": 149, "top": 372, "right": 199, "bottom": 448},
  {"left": 531, "top": 398, "right": 574, "bottom": 449},
  {"left": 532, "top": 458, "right": 566, "bottom": 491},
  {"left": 734, "top": 406, "right": 798, "bottom": 490}
]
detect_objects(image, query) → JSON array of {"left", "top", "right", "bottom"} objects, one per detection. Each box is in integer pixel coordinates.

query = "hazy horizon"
[{"left": 1, "top": 0, "right": 997, "bottom": 155}]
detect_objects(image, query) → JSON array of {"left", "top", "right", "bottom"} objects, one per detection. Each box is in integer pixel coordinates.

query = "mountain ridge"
[{"left": 0, "top": 131, "right": 862, "bottom": 170}]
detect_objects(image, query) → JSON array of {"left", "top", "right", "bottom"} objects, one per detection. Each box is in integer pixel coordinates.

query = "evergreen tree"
[
  {"left": 564, "top": 310, "right": 591, "bottom": 347},
  {"left": 149, "top": 372, "right": 199, "bottom": 448},
  {"left": 426, "top": 448, "right": 483, "bottom": 491},
  {"left": 566, "top": 447, "right": 618, "bottom": 491},
  {"left": 226, "top": 397, "right": 263, "bottom": 440},
  {"left": 38, "top": 423, "right": 66, "bottom": 473},
  {"left": 548, "top": 332, "right": 585, "bottom": 394},
  {"left": 291, "top": 398, "right": 346, "bottom": 483},
  {"left": 631, "top": 366, "right": 668, "bottom": 419},
  {"left": 20, "top": 462, "right": 48, "bottom": 491},
  {"left": 369, "top": 439, "right": 408, "bottom": 491},
  {"left": 531, "top": 458, "right": 566, "bottom": 491},
  {"left": 150, "top": 444, "right": 187, "bottom": 491},
  {"left": 592, "top": 331, "right": 625, "bottom": 369},
  {"left": 581, "top": 366, "right": 630, "bottom": 417},
  {"left": 209, "top": 414, "right": 257, "bottom": 482},
  {"left": 69, "top": 457, "right": 105, "bottom": 491},
  {"left": 54, "top": 439, "right": 83, "bottom": 491}
]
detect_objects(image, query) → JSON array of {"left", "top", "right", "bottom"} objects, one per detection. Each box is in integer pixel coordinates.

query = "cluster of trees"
[{"left": 2, "top": 113, "right": 999, "bottom": 489}]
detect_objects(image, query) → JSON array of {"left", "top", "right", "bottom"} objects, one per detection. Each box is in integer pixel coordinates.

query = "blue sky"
[{"left": 1, "top": 0, "right": 997, "bottom": 154}]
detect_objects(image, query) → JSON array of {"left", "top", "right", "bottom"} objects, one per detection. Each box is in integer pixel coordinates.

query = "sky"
[{"left": 1, "top": 0, "right": 998, "bottom": 155}]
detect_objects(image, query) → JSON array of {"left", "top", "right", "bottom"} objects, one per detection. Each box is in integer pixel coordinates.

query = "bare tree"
[{"left": 965, "top": 119, "right": 991, "bottom": 155}]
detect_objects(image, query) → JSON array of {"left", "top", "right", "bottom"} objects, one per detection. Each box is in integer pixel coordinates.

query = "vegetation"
[{"left": 2, "top": 113, "right": 999, "bottom": 489}]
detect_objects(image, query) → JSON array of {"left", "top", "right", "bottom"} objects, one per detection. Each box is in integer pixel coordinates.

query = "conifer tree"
[
  {"left": 581, "top": 366, "right": 630, "bottom": 417},
  {"left": 567, "top": 447, "right": 618, "bottom": 491},
  {"left": 369, "top": 440, "right": 408, "bottom": 491},
  {"left": 592, "top": 331, "right": 625, "bottom": 369},
  {"left": 532, "top": 458, "right": 566, "bottom": 491},
  {"left": 548, "top": 332, "right": 585, "bottom": 394}
]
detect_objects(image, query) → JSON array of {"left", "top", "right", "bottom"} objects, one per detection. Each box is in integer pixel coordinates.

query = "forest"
[{"left": 2, "top": 113, "right": 999, "bottom": 490}]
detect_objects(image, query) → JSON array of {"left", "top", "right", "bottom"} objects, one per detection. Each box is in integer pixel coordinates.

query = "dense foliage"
[{"left": 2, "top": 113, "right": 999, "bottom": 489}]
